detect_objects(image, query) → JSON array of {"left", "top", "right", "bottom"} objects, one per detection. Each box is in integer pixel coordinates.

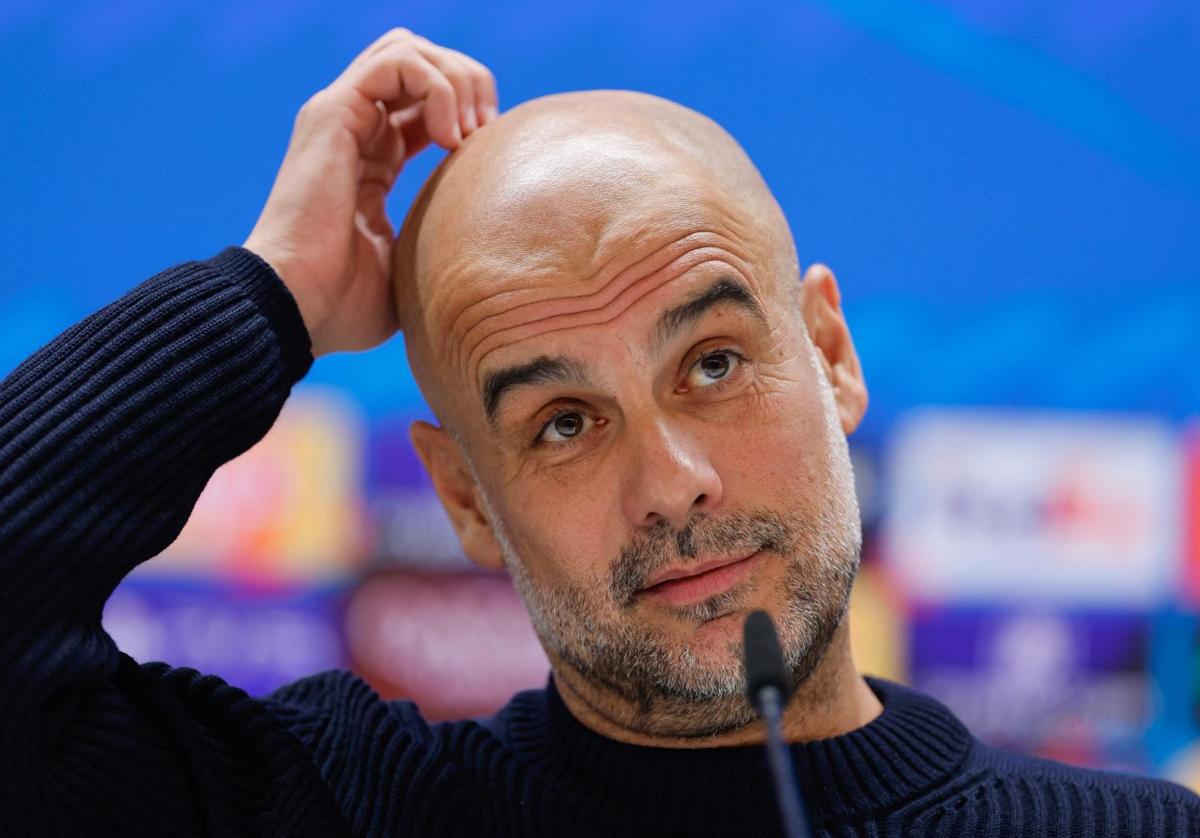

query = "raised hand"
[{"left": 244, "top": 28, "right": 497, "bottom": 356}]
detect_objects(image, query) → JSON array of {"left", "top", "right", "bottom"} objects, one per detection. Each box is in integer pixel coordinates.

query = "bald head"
[
  {"left": 394, "top": 90, "right": 797, "bottom": 429},
  {"left": 396, "top": 91, "right": 870, "bottom": 744}
]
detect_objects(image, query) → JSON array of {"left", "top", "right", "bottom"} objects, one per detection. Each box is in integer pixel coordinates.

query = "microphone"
[{"left": 743, "top": 610, "right": 810, "bottom": 838}]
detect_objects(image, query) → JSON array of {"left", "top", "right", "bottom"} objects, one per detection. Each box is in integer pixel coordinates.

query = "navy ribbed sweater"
[{"left": 2, "top": 248, "right": 1198, "bottom": 837}]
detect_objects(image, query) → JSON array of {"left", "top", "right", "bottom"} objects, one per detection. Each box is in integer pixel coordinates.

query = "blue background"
[{"left": 2, "top": 0, "right": 1197, "bottom": 436}]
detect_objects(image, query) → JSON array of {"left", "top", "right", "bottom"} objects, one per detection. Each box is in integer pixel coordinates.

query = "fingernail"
[
  {"left": 465, "top": 105, "right": 478, "bottom": 133},
  {"left": 453, "top": 122, "right": 462, "bottom": 144},
  {"left": 484, "top": 104, "right": 499, "bottom": 122}
]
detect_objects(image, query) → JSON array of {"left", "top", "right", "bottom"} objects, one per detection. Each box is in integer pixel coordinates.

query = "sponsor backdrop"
[{"left": 2, "top": 1, "right": 1198, "bottom": 788}]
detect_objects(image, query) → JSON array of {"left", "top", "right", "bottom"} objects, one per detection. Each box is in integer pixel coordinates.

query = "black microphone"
[{"left": 743, "top": 610, "right": 810, "bottom": 838}]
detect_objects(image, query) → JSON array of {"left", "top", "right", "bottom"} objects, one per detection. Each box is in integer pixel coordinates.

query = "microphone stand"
[{"left": 744, "top": 610, "right": 810, "bottom": 838}]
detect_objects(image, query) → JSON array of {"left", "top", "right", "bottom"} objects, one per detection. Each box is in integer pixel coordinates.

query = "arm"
[
  {"left": 0, "top": 29, "right": 496, "bottom": 832},
  {"left": 0, "top": 248, "right": 313, "bottom": 828}
]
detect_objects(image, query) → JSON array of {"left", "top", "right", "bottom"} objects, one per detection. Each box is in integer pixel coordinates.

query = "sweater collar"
[{"left": 497, "top": 676, "right": 973, "bottom": 833}]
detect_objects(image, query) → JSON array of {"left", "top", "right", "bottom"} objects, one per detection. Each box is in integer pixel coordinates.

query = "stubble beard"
[{"left": 481, "top": 371, "right": 862, "bottom": 738}]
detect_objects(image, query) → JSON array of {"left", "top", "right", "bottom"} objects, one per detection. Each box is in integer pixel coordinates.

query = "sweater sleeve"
[{"left": 0, "top": 247, "right": 317, "bottom": 829}]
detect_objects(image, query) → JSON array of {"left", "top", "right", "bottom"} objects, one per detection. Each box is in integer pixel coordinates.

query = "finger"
[
  {"left": 344, "top": 30, "right": 498, "bottom": 126},
  {"left": 400, "top": 112, "right": 432, "bottom": 163},
  {"left": 388, "top": 102, "right": 432, "bottom": 166},
  {"left": 339, "top": 41, "right": 461, "bottom": 149},
  {"left": 444, "top": 54, "right": 479, "bottom": 135},
  {"left": 462, "top": 54, "right": 499, "bottom": 124},
  {"left": 360, "top": 102, "right": 405, "bottom": 191},
  {"left": 399, "top": 37, "right": 477, "bottom": 136},
  {"left": 347, "top": 27, "right": 415, "bottom": 73},
  {"left": 357, "top": 179, "right": 395, "bottom": 241}
]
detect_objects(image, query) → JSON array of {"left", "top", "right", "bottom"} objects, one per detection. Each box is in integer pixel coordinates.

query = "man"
[{"left": 0, "top": 27, "right": 1195, "bottom": 837}]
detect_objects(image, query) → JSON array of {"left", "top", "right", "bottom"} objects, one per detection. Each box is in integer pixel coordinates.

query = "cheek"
[
  {"left": 496, "top": 478, "right": 622, "bottom": 589},
  {"left": 715, "top": 373, "right": 835, "bottom": 506}
]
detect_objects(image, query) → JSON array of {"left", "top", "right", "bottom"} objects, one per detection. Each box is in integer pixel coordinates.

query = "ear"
[
  {"left": 409, "top": 420, "right": 506, "bottom": 571},
  {"left": 799, "top": 264, "right": 869, "bottom": 435}
]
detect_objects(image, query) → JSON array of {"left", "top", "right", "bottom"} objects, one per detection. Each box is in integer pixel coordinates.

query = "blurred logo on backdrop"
[
  {"left": 108, "top": 386, "right": 365, "bottom": 694},
  {"left": 847, "top": 562, "right": 906, "bottom": 684},
  {"left": 104, "top": 579, "right": 346, "bottom": 697},
  {"left": 910, "top": 606, "right": 1151, "bottom": 772},
  {"left": 1183, "top": 427, "right": 1200, "bottom": 605},
  {"left": 1171, "top": 431, "right": 1200, "bottom": 792},
  {"left": 140, "top": 386, "right": 367, "bottom": 584},
  {"left": 363, "top": 415, "right": 477, "bottom": 570},
  {"left": 884, "top": 410, "right": 1180, "bottom": 606},
  {"left": 346, "top": 569, "right": 550, "bottom": 720},
  {"left": 879, "top": 409, "right": 1191, "bottom": 780}
]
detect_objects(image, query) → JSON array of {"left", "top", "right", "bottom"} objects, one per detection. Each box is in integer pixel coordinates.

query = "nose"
[{"left": 620, "top": 417, "right": 724, "bottom": 531}]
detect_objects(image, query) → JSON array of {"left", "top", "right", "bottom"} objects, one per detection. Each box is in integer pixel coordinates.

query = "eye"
[
  {"left": 685, "top": 349, "right": 743, "bottom": 389},
  {"left": 536, "top": 409, "right": 591, "bottom": 445}
]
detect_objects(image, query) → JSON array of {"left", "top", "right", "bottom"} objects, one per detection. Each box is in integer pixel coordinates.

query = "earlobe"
[
  {"left": 799, "top": 264, "right": 869, "bottom": 435},
  {"left": 409, "top": 420, "right": 506, "bottom": 571}
]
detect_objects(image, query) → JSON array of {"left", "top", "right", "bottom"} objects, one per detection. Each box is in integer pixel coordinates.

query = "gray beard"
[
  {"left": 485, "top": 349, "right": 862, "bottom": 738},
  {"left": 501, "top": 497, "right": 861, "bottom": 737}
]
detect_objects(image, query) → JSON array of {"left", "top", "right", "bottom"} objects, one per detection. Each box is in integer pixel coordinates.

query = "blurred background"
[{"left": 2, "top": 0, "right": 1199, "bottom": 788}]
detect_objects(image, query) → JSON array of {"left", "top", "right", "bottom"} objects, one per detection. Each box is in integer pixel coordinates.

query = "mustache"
[{"left": 610, "top": 510, "right": 795, "bottom": 606}]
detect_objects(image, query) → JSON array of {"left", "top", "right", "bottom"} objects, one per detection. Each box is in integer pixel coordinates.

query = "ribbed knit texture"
[{"left": 2, "top": 249, "right": 1198, "bottom": 836}]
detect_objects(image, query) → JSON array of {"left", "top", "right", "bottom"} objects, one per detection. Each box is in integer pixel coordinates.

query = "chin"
[{"left": 655, "top": 603, "right": 753, "bottom": 668}]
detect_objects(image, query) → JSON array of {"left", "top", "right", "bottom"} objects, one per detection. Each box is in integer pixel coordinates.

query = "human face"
[{"left": 439, "top": 220, "right": 862, "bottom": 737}]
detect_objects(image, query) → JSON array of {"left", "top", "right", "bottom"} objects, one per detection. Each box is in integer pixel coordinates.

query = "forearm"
[{"left": 0, "top": 246, "right": 312, "bottom": 719}]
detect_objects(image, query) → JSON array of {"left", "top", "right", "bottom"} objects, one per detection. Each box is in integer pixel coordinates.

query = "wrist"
[
  {"left": 241, "top": 238, "right": 331, "bottom": 355},
  {"left": 209, "top": 246, "right": 315, "bottom": 381}
]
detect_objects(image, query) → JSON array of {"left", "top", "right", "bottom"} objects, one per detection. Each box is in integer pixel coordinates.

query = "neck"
[{"left": 552, "top": 621, "right": 882, "bottom": 748}]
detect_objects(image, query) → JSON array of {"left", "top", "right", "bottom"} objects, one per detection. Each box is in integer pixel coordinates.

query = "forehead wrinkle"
[
  {"left": 465, "top": 251, "right": 752, "bottom": 385},
  {"left": 444, "top": 230, "right": 741, "bottom": 372},
  {"left": 456, "top": 235, "right": 753, "bottom": 378},
  {"left": 463, "top": 245, "right": 741, "bottom": 371}
]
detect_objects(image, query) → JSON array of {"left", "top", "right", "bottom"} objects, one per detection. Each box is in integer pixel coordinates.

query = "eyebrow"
[
  {"left": 479, "top": 276, "right": 766, "bottom": 428},
  {"left": 652, "top": 276, "right": 766, "bottom": 355},
  {"left": 482, "top": 355, "right": 594, "bottom": 427}
]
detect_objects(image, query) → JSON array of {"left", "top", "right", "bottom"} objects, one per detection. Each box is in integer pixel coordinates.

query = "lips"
[
  {"left": 640, "top": 551, "right": 762, "bottom": 607},
  {"left": 643, "top": 553, "right": 757, "bottom": 590}
]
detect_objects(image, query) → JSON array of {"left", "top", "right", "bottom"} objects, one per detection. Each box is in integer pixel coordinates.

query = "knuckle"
[
  {"left": 385, "top": 40, "right": 422, "bottom": 68},
  {"left": 298, "top": 90, "right": 331, "bottom": 119},
  {"left": 441, "top": 63, "right": 469, "bottom": 89},
  {"left": 464, "top": 60, "right": 496, "bottom": 95},
  {"left": 384, "top": 37, "right": 417, "bottom": 58}
]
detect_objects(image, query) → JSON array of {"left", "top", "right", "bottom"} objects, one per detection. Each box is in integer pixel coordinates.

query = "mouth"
[{"left": 640, "top": 552, "right": 762, "bottom": 607}]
